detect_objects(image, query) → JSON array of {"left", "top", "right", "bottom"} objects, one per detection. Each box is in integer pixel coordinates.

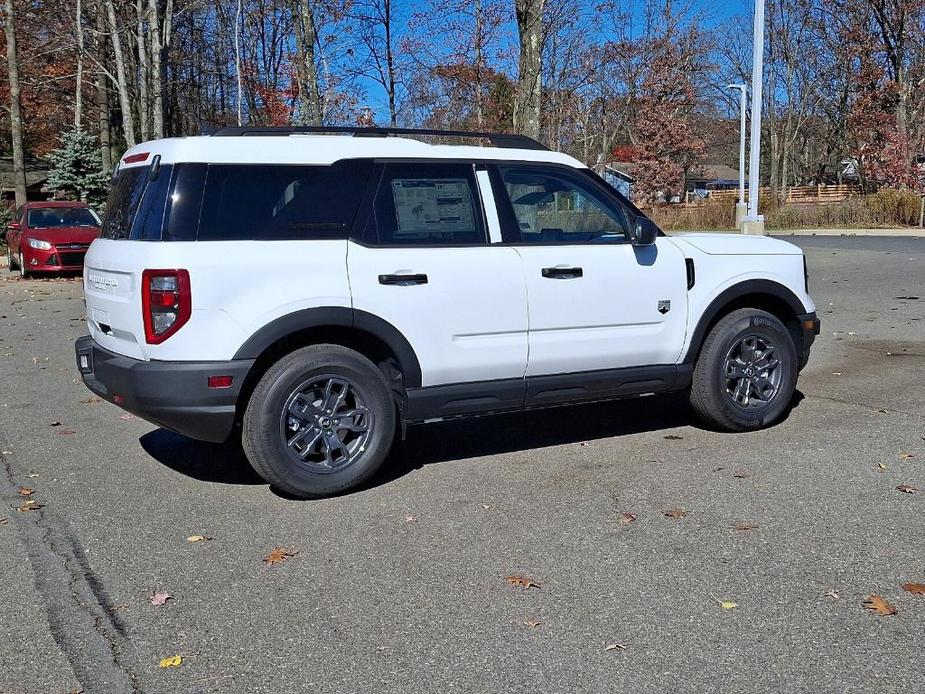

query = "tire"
[
  {"left": 242, "top": 344, "right": 396, "bottom": 498},
  {"left": 689, "top": 308, "right": 797, "bottom": 432},
  {"left": 18, "top": 252, "right": 28, "bottom": 278},
  {"left": 6, "top": 247, "right": 16, "bottom": 272}
]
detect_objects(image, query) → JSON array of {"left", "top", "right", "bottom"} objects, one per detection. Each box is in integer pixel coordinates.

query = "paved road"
[{"left": 1, "top": 236, "right": 923, "bottom": 694}]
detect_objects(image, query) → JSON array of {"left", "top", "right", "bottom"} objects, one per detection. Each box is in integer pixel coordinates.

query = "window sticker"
[{"left": 391, "top": 178, "right": 475, "bottom": 235}]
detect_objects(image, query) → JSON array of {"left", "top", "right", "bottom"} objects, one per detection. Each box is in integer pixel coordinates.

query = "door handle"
[
  {"left": 378, "top": 273, "right": 428, "bottom": 286},
  {"left": 541, "top": 266, "right": 583, "bottom": 279}
]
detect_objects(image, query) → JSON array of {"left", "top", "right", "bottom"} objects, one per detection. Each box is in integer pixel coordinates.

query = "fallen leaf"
[
  {"left": 505, "top": 575, "right": 541, "bottom": 589},
  {"left": 712, "top": 466, "right": 725, "bottom": 472},
  {"left": 80, "top": 396, "right": 102, "bottom": 405},
  {"left": 720, "top": 601, "right": 737, "bottom": 610},
  {"left": 823, "top": 589, "right": 839, "bottom": 600},
  {"left": 150, "top": 591, "right": 171, "bottom": 606},
  {"left": 57, "top": 429, "right": 77, "bottom": 436},
  {"left": 158, "top": 655, "right": 182, "bottom": 668},
  {"left": 0, "top": 517, "right": 8, "bottom": 525},
  {"left": 896, "top": 484, "right": 918, "bottom": 494},
  {"left": 186, "top": 534, "right": 210, "bottom": 543},
  {"left": 17, "top": 487, "right": 32, "bottom": 496},
  {"left": 28, "top": 473, "right": 38, "bottom": 478},
  {"left": 480, "top": 504, "right": 491, "bottom": 510},
  {"left": 663, "top": 508, "right": 687, "bottom": 519},
  {"left": 17, "top": 500, "right": 43, "bottom": 512},
  {"left": 48, "top": 421, "right": 61, "bottom": 427},
  {"left": 524, "top": 620, "right": 542, "bottom": 628},
  {"left": 404, "top": 515, "right": 416, "bottom": 523},
  {"left": 733, "top": 471, "right": 748, "bottom": 479},
  {"left": 862, "top": 594, "right": 896, "bottom": 616},
  {"left": 877, "top": 462, "right": 886, "bottom": 470},
  {"left": 902, "top": 583, "right": 925, "bottom": 595},
  {"left": 899, "top": 452, "right": 914, "bottom": 460},
  {"left": 108, "top": 603, "right": 129, "bottom": 612},
  {"left": 263, "top": 547, "right": 298, "bottom": 565},
  {"left": 734, "top": 523, "right": 758, "bottom": 531},
  {"left": 604, "top": 643, "right": 626, "bottom": 651},
  {"left": 119, "top": 414, "right": 135, "bottom": 421},
  {"left": 617, "top": 512, "right": 637, "bottom": 525},
  {"left": 663, "top": 434, "right": 683, "bottom": 440}
]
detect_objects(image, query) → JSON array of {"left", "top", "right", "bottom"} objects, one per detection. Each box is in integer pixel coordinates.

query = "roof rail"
[{"left": 210, "top": 126, "right": 549, "bottom": 151}]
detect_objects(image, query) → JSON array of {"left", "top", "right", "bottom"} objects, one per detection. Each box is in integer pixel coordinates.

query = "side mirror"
[
  {"left": 7, "top": 221, "right": 21, "bottom": 231},
  {"left": 630, "top": 217, "right": 659, "bottom": 246}
]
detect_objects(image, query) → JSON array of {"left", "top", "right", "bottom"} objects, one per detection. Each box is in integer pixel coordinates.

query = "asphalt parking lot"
[{"left": 1, "top": 235, "right": 923, "bottom": 694}]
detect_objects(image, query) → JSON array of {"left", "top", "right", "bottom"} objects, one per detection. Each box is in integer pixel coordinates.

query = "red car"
[{"left": 5, "top": 201, "right": 101, "bottom": 277}]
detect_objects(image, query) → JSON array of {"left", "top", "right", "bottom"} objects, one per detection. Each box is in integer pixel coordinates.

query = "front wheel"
[
  {"left": 689, "top": 308, "right": 797, "bottom": 432},
  {"left": 242, "top": 344, "right": 396, "bottom": 498},
  {"left": 6, "top": 247, "right": 16, "bottom": 272}
]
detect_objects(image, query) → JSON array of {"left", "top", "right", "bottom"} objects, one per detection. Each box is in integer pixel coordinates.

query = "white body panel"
[
  {"left": 347, "top": 242, "right": 528, "bottom": 386},
  {"left": 516, "top": 238, "right": 690, "bottom": 376},
  {"left": 84, "top": 239, "right": 350, "bottom": 361}
]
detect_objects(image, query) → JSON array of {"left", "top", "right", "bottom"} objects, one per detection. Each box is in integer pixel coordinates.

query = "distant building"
[
  {"left": 0, "top": 156, "right": 54, "bottom": 208},
  {"left": 601, "top": 165, "right": 635, "bottom": 200}
]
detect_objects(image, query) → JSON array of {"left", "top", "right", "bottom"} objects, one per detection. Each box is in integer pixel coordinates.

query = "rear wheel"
[
  {"left": 242, "top": 344, "right": 396, "bottom": 498},
  {"left": 690, "top": 308, "right": 797, "bottom": 431}
]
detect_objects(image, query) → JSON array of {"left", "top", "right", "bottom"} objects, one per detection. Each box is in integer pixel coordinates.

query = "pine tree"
[{"left": 46, "top": 127, "right": 111, "bottom": 209}]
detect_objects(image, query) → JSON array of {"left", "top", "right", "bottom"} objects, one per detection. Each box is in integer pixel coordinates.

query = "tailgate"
[{"left": 83, "top": 239, "right": 149, "bottom": 360}]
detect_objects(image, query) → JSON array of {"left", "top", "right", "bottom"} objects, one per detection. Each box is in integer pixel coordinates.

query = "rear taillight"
[{"left": 142, "top": 269, "right": 191, "bottom": 344}]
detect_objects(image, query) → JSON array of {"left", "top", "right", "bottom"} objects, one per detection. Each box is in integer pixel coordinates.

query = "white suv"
[{"left": 75, "top": 127, "right": 819, "bottom": 498}]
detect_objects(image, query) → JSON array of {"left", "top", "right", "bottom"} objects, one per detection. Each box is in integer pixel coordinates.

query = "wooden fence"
[{"left": 705, "top": 183, "right": 862, "bottom": 204}]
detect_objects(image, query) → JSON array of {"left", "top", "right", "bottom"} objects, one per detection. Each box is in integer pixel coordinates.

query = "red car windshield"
[{"left": 27, "top": 207, "right": 100, "bottom": 229}]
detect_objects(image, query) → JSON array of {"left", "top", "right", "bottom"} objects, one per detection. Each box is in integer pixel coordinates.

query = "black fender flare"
[
  {"left": 682, "top": 279, "right": 807, "bottom": 364},
  {"left": 232, "top": 306, "right": 423, "bottom": 388}
]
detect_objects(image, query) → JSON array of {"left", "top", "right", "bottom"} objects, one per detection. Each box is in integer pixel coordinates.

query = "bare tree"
[
  {"left": 104, "top": 0, "right": 137, "bottom": 146},
  {"left": 350, "top": 0, "right": 401, "bottom": 125},
  {"left": 3, "top": 0, "right": 26, "bottom": 206},
  {"left": 293, "top": 0, "right": 322, "bottom": 125},
  {"left": 513, "top": 0, "right": 544, "bottom": 139}
]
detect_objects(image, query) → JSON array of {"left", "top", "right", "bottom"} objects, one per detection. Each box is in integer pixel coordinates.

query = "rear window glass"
[
  {"left": 27, "top": 207, "right": 100, "bottom": 228},
  {"left": 196, "top": 160, "right": 371, "bottom": 241}
]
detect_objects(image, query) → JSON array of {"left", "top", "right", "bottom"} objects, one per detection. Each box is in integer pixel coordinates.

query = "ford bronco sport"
[{"left": 75, "top": 127, "right": 819, "bottom": 498}]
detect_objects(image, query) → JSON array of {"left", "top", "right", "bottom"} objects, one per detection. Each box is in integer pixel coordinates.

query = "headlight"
[{"left": 27, "top": 238, "right": 52, "bottom": 250}]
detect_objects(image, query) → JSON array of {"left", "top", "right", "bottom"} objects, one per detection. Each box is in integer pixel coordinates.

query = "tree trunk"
[
  {"left": 234, "top": 0, "right": 243, "bottom": 125},
  {"left": 135, "top": 0, "right": 149, "bottom": 140},
  {"left": 3, "top": 0, "right": 27, "bottom": 206},
  {"left": 95, "top": 6, "right": 112, "bottom": 172},
  {"left": 75, "top": 0, "right": 84, "bottom": 128},
  {"left": 473, "top": 0, "right": 483, "bottom": 129},
  {"left": 513, "top": 0, "right": 544, "bottom": 140},
  {"left": 383, "top": 0, "right": 397, "bottom": 126},
  {"left": 105, "top": 0, "right": 137, "bottom": 147},
  {"left": 148, "top": 0, "right": 165, "bottom": 138},
  {"left": 293, "top": 0, "right": 322, "bottom": 125}
]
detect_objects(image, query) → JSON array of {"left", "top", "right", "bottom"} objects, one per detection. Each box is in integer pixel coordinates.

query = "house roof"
[
  {"left": 607, "top": 161, "right": 739, "bottom": 183},
  {"left": 0, "top": 156, "right": 52, "bottom": 191}
]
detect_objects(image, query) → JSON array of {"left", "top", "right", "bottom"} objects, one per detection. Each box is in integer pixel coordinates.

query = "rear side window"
[
  {"left": 100, "top": 167, "right": 147, "bottom": 240},
  {"left": 366, "top": 163, "right": 484, "bottom": 245},
  {"left": 196, "top": 160, "right": 371, "bottom": 241}
]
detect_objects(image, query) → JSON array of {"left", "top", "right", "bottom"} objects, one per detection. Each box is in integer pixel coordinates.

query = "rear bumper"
[
  {"left": 797, "top": 311, "right": 820, "bottom": 369},
  {"left": 74, "top": 336, "right": 254, "bottom": 443}
]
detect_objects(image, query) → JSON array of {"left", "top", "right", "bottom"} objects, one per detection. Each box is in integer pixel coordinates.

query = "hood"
[
  {"left": 671, "top": 232, "right": 802, "bottom": 256},
  {"left": 24, "top": 226, "right": 101, "bottom": 245}
]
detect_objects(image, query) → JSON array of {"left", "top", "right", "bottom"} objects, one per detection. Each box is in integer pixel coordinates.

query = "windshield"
[{"left": 28, "top": 207, "right": 101, "bottom": 228}]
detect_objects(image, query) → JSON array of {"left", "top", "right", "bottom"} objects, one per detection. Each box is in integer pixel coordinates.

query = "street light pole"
[
  {"left": 743, "top": 0, "right": 766, "bottom": 234},
  {"left": 728, "top": 83, "right": 747, "bottom": 229}
]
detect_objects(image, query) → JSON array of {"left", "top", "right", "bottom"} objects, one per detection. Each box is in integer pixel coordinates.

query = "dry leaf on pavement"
[
  {"left": 733, "top": 470, "right": 749, "bottom": 479},
  {"left": 505, "top": 575, "right": 541, "bottom": 589},
  {"left": 823, "top": 589, "right": 839, "bottom": 599},
  {"left": 17, "top": 500, "right": 43, "bottom": 512},
  {"left": 617, "top": 512, "right": 637, "bottom": 525},
  {"left": 525, "top": 620, "right": 542, "bottom": 628},
  {"left": 48, "top": 421, "right": 61, "bottom": 427},
  {"left": 896, "top": 484, "right": 918, "bottom": 494},
  {"left": 604, "top": 643, "right": 626, "bottom": 651},
  {"left": 186, "top": 534, "right": 210, "bottom": 543},
  {"left": 0, "top": 517, "right": 8, "bottom": 525},
  {"left": 902, "top": 583, "right": 925, "bottom": 595},
  {"left": 119, "top": 414, "right": 135, "bottom": 421},
  {"left": 899, "top": 452, "right": 914, "bottom": 460},
  {"left": 57, "top": 429, "right": 77, "bottom": 436},
  {"left": 158, "top": 655, "right": 182, "bottom": 668},
  {"left": 150, "top": 591, "right": 171, "bottom": 606},
  {"left": 663, "top": 509, "right": 687, "bottom": 519},
  {"left": 663, "top": 434, "right": 683, "bottom": 440},
  {"left": 862, "top": 595, "right": 897, "bottom": 615},
  {"left": 734, "top": 523, "right": 758, "bottom": 531},
  {"left": 17, "top": 487, "right": 32, "bottom": 496},
  {"left": 80, "top": 396, "right": 102, "bottom": 405},
  {"left": 264, "top": 547, "right": 298, "bottom": 565},
  {"left": 877, "top": 463, "right": 886, "bottom": 470}
]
